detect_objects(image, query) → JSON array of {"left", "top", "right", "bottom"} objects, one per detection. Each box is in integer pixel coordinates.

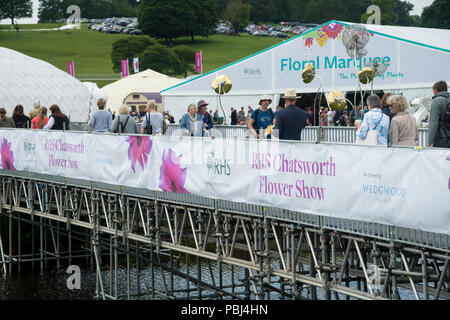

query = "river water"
[{"left": 0, "top": 259, "right": 430, "bottom": 300}]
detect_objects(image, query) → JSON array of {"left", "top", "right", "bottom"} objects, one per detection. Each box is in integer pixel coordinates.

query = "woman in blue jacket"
[{"left": 180, "top": 103, "right": 205, "bottom": 136}]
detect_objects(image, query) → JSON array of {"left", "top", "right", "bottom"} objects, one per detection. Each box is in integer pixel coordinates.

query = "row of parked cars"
[
  {"left": 215, "top": 21, "right": 319, "bottom": 38},
  {"left": 87, "top": 17, "right": 143, "bottom": 35}
]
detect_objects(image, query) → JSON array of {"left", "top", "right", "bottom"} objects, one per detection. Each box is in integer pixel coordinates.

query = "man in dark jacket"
[
  {"left": 428, "top": 81, "right": 450, "bottom": 148},
  {"left": 274, "top": 89, "right": 307, "bottom": 141}
]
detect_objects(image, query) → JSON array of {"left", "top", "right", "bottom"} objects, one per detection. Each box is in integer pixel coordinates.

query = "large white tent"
[
  {"left": 102, "top": 69, "right": 184, "bottom": 113},
  {"left": 0, "top": 47, "right": 91, "bottom": 123},
  {"left": 161, "top": 21, "right": 450, "bottom": 123}
]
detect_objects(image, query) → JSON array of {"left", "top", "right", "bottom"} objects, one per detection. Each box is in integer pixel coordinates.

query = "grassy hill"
[{"left": 0, "top": 24, "right": 285, "bottom": 87}]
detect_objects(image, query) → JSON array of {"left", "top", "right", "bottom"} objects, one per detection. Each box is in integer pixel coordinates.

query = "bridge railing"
[{"left": 163, "top": 124, "right": 429, "bottom": 146}]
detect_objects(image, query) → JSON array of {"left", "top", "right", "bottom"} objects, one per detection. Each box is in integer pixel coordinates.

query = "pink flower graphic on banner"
[
  {"left": 126, "top": 136, "right": 152, "bottom": 173},
  {"left": 1, "top": 138, "right": 16, "bottom": 171},
  {"left": 159, "top": 148, "right": 189, "bottom": 194},
  {"left": 305, "top": 37, "right": 313, "bottom": 48},
  {"left": 322, "top": 23, "right": 343, "bottom": 40}
]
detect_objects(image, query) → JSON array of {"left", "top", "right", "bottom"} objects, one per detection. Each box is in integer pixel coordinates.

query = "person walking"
[
  {"left": 12, "top": 105, "right": 31, "bottom": 128},
  {"left": 44, "top": 105, "right": 70, "bottom": 130},
  {"left": 428, "top": 81, "right": 450, "bottom": 148},
  {"left": 358, "top": 95, "right": 390, "bottom": 145},
  {"left": 0, "top": 108, "right": 15, "bottom": 128},
  {"left": 274, "top": 89, "right": 307, "bottom": 141},
  {"left": 88, "top": 98, "right": 112, "bottom": 132},
  {"left": 248, "top": 95, "right": 275, "bottom": 138},
  {"left": 111, "top": 105, "right": 139, "bottom": 134},
  {"left": 388, "top": 95, "right": 418, "bottom": 146},
  {"left": 140, "top": 100, "right": 166, "bottom": 135},
  {"left": 31, "top": 107, "right": 49, "bottom": 129}
]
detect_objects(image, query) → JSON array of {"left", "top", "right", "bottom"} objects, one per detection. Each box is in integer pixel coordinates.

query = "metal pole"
[{"left": 421, "top": 251, "right": 428, "bottom": 300}]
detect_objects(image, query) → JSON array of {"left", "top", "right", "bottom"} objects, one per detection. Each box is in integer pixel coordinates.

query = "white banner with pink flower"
[{"left": 0, "top": 129, "right": 449, "bottom": 235}]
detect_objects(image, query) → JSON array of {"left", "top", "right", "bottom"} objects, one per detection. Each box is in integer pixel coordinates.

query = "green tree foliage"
[
  {"left": 111, "top": 36, "right": 157, "bottom": 73},
  {"left": 290, "top": 0, "right": 310, "bottom": 23},
  {"left": 421, "top": 0, "right": 450, "bottom": 30},
  {"left": 139, "top": 0, "right": 217, "bottom": 42},
  {"left": 344, "top": 0, "right": 371, "bottom": 23},
  {"left": 395, "top": 0, "right": 416, "bottom": 26},
  {"left": 304, "top": 0, "right": 348, "bottom": 24},
  {"left": 362, "top": 0, "right": 398, "bottom": 25},
  {"left": 172, "top": 45, "right": 196, "bottom": 77},
  {"left": 246, "top": 0, "right": 277, "bottom": 23},
  {"left": 0, "top": 0, "right": 33, "bottom": 24},
  {"left": 139, "top": 44, "right": 183, "bottom": 76},
  {"left": 222, "top": 0, "right": 252, "bottom": 35},
  {"left": 38, "top": 0, "right": 64, "bottom": 22},
  {"left": 139, "top": 0, "right": 194, "bottom": 43}
]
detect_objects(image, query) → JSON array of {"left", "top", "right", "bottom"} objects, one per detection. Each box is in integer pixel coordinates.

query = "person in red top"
[{"left": 31, "top": 107, "right": 49, "bottom": 129}]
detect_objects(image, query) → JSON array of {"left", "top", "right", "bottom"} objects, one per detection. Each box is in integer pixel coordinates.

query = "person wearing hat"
[
  {"left": 274, "top": 89, "right": 307, "bottom": 141},
  {"left": 197, "top": 100, "right": 214, "bottom": 131},
  {"left": 29, "top": 100, "right": 41, "bottom": 120},
  {"left": 248, "top": 95, "right": 275, "bottom": 138}
]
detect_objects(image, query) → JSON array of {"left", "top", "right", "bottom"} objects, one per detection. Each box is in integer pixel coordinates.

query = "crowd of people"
[{"left": 0, "top": 81, "right": 448, "bottom": 148}]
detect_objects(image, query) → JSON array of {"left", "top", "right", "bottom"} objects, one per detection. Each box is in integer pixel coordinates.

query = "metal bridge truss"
[{"left": 0, "top": 172, "right": 448, "bottom": 300}]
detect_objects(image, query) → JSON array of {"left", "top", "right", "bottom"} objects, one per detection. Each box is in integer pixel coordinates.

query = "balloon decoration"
[
  {"left": 301, "top": 63, "right": 315, "bottom": 84},
  {"left": 327, "top": 89, "right": 347, "bottom": 111},
  {"left": 211, "top": 75, "right": 232, "bottom": 94},
  {"left": 358, "top": 67, "right": 375, "bottom": 84}
]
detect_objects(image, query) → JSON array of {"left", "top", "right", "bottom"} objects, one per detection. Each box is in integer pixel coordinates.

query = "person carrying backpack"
[
  {"left": 111, "top": 104, "right": 139, "bottom": 134},
  {"left": 248, "top": 95, "right": 275, "bottom": 138},
  {"left": 428, "top": 81, "right": 450, "bottom": 148},
  {"left": 140, "top": 100, "right": 166, "bottom": 135}
]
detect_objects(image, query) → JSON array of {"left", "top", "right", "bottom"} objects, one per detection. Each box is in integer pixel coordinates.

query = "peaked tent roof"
[
  {"left": 102, "top": 69, "right": 184, "bottom": 112},
  {"left": 162, "top": 20, "right": 450, "bottom": 95},
  {"left": 0, "top": 47, "right": 91, "bottom": 122}
]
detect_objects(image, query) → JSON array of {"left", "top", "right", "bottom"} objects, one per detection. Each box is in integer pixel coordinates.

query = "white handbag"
[{"left": 359, "top": 113, "right": 380, "bottom": 145}]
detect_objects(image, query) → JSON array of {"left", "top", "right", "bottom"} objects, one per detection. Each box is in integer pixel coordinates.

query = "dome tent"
[{"left": 0, "top": 47, "right": 91, "bottom": 123}]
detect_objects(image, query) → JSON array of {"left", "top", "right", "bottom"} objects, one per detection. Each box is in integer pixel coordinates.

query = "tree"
[
  {"left": 362, "top": 0, "right": 398, "bottom": 25},
  {"left": 38, "top": 0, "right": 65, "bottom": 22},
  {"left": 395, "top": 0, "right": 415, "bottom": 26},
  {"left": 139, "top": 44, "right": 183, "bottom": 76},
  {"left": 0, "top": 0, "right": 33, "bottom": 24},
  {"left": 246, "top": 0, "right": 276, "bottom": 23},
  {"left": 184, "top": 0, "right": 218, "bottom": 42},
  {"left": 344, "top": 0, "right": 371, "bottom": 23},
  {"left": 222, "top": 0, "right": 251, "bottom": 35},
  {"left": 139, "top": 0, "right": 194, "bottom": 43},
  {"left": 421, "top": 0, "right": 450, "bottom": 30},
  {"left": 111, "top": 36, "right": 158, "bottom": 73},
  {"left": 304, "top": 0, "right": 347, "bottom": 24},
  {"left": 173, "top": 45, "right": 196, "bottom": 77},
  {"left": 291, "top": 0, "right": 310, "bottom": 23}
]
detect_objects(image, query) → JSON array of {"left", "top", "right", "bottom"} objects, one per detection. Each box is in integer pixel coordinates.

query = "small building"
[{"left": 123, "top": 92, "right": 164, "bottom": 115}]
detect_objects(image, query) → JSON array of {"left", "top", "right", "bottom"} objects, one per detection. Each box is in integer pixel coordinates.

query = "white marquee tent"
[
  {"left": 102, "top": 69, "right": 184, "bottom": 113},
  {"left": 161, "top": 21, "right": 450, "bottom": 123},
  {"left": 0, "top": 47, "right": 91, "bottom": 123}
]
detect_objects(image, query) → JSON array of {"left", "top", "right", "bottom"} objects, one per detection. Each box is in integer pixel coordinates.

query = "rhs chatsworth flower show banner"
[{"left": 0, "top": 129, "right": 449, "bottom": 235}]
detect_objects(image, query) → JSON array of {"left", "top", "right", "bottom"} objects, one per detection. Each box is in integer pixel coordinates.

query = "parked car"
[{"left": 130, "top": 29, "right": 143, "bottom": 35}]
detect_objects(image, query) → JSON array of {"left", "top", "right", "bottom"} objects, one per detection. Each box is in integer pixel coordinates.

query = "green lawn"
[{"left": 0, "top": 24, "right": 286, "bottom": 87}]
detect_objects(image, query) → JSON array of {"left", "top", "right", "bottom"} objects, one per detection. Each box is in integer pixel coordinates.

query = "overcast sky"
[{"left": 0, "top": 0, "right": 436, "bottom": 24}]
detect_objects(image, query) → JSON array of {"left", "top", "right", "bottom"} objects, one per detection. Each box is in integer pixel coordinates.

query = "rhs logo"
[
  {"left": 243, "top": 67, "right": 262, "bottom": 78},
  {"left": 206, "top": 152, "right": 231, "bottom": 176}
]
